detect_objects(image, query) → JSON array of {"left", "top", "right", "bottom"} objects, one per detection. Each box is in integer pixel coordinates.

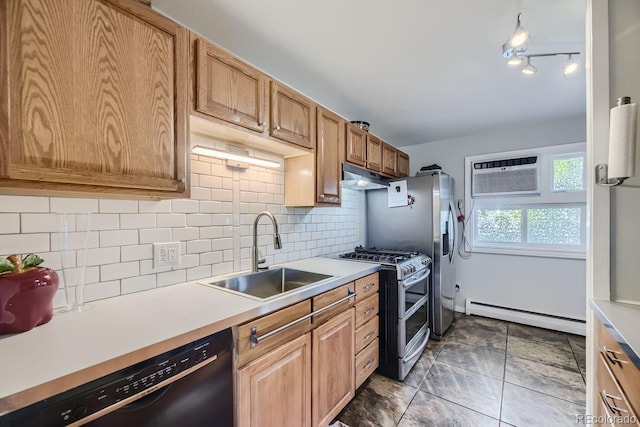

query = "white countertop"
[
  {"left": 591, "top": 299, "right": 640, "bottom": 369},
  {"left": 0, "top": 257, "right": 379, "bottom": 415}
]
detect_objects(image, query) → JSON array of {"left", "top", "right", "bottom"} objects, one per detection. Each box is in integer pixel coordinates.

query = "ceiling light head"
[
  {"left": 562, "top": 54, "right": 579, "bottom": 76},
  {"left": 509, "top": 13, "right": 529, "bottom": 48},
  {"left": 507, "top": 55, "right": 524, "bottom": 66},
  {"left": 522, "top": 57, "right": 537, "bottom": 75}
]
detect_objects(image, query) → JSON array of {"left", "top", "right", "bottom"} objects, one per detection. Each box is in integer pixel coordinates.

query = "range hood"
[{"left": 341, "top": 163, "right": 389, "bottom": 190}]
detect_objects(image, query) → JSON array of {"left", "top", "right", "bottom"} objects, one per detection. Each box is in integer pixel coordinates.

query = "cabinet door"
[
  {"left": 195, "top": 38, "right": 266, "bottom": 133},
  {"left": 345, "top": 123, "right": 366, "bottom": 167},
  {"left": 366, "top": 134, "right": 382, "bottom": 172},
  {"left": 237, "top": 333, "right": 312, "bottom": 427},
  {"left": 316, "top": 107, "right": 343, "bottom": 205},
  {"left": 0, "top": 0, "right": 189, "bottom": 198},
  {"left": 382, "top": 142, "right": 398, "bottom": 177},
  {"left": 397, "top": 151, "right": 410, "bottom": 177},
  {"left": 312, "top": 308, "right": 355, "bottom": 427},
  {"left": 270, "top": 81, "right": 315, "bottom": 149}
]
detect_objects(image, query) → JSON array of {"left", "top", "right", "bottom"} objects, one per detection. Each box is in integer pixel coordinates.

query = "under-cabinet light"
[{"left": 192, "top": 145, "right": 281, "bottom": 169}]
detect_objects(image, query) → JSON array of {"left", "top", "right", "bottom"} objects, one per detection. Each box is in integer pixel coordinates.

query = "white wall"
[
  {"left": 401, "top": 115, "right": 587, "bottom": 320},
  {"left": 0, "top": 155, "right": 364, "bottom": 308},
  {"left": 608, "top": 0, "right": 640, "bottom": 304}
]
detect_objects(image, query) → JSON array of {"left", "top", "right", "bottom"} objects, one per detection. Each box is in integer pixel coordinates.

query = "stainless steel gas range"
[{"left": 340, "top": 246, "right": 431, "bottom": 380}]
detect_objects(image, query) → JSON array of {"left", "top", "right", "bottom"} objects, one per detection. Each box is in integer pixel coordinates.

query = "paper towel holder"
[{"left": 595, "top": 96, "right": 637, "bottom": 187}]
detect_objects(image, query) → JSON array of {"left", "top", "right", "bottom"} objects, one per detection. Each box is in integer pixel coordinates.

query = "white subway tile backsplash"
[
  {"left": 172, "top": 227, "right": 199, "bottom": 242},
  {"left": 157, "top": 270, "right": 186, "bottom": 287},
  {"left": 0, "top": 214, "right": 20, "bottom": 234},
  {"left": 139, "top": 200, "right": 172, "bottom": 213},
  {"left": 91, "top": 214, "right": 120, "bottom": 231},
  {"left": 187, "top": 265, "right": 212, "bottom": 281},
  {"left": 51, "top": 198, "right": 99, "bottom": 213},
  {"left": 121, "top": 244, "right": 153, "bottom": 262},
  {"left": 121, "top": 214, "right": 156, "bottom": 230},
  {"left": 199, "top": 201, "right": 223, "bottom": 213},
  {"left": 86, "top": 247, "right": 120, "bottom": 266},
  {"left": 1, "top": 166, "right": 362, "bottom": 303},
  {"left": 122, "top": 275, "right": 156, "bottom": 294},
  {"left": 171, "top": 199, "right": 199, "bottom": 213},
  {"left": 186, "top": 214, "right": 212, "bottom": 227},
  {"left": 139, "top": 228, "right": 172, "bottom": 244},
  {"left": 100, "top": 230, "right": 138, "bottom": 247},
  {"left": 21, "top": 213, "right": 57, "bottom": 233},
  {"left": 140, "top": 259, "right": 171, "bottom": 275},
  {"left": 84, "top": 280, "right": 121, "bottom": 302},
  {"left": 0, "top": 195, "right": 49, "bottom": 212},
  {"left": 0, "top": 233, "right": 50, "bottom": 255},
  {"left": 101, "top": 261, "right": 139, "bottom": 281},
  {"left": 187, "top": 239, "right": 212, "bottom": 254},
  {"left": 157, "top": 214, "right": 186, "bottom": 228},
  {"left": 98, "top": 199, "right": 138, "bottom": 213}
]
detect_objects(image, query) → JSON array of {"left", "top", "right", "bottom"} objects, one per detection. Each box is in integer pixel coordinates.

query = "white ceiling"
[{"left": 153, "top": 0, "right": 586, "bottom": 147}]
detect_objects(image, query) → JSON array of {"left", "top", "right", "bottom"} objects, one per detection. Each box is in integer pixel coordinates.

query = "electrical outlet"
[{"left": 154, "top": 242, "right": 181, "bottom": 268}]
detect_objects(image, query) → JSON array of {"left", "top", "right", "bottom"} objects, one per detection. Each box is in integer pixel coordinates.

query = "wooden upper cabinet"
[
  {"left": 195, "top": 38, "right": 266, "bottom": 134},
  {"left": 316, "top": 107, "right": 343, "bottom": 205},
  {"left": 0, "top": 0, "right": 189, "bottom": 198},
  {"left": 382, "top": 142, "right": 398, "bottom": 177},
  {"left": 345, "top": 123, "right": 367, "bottom": 167},
  {"left": 366, "top": 134, "right": 382, "bottom": 172},
  {"left": 397, "top": 150, "right": 410, "bottom": 177},
  {"left": 270, "top": 81, "right": 315, "bottom": 150}
]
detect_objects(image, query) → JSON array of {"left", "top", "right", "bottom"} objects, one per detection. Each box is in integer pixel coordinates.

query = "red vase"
[{"left": 0, "top": 267, "right": 59, "bottom": 335}]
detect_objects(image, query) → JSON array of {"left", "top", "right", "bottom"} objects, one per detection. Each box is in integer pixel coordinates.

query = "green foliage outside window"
[{"left": 553, "top": 156, "right": 584, "bottom": 192}]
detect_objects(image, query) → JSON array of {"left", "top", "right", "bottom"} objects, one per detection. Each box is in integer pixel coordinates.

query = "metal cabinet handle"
[
  {"left": 364, "top": 331, "right": 375, "bottom": 341},
  {"left": 364, "top": 283, "right": 375, "bottom": 290},
  {"left": 250, "top": 289, "right": 356, "bottom": 347},
  {"left": 364, "top": 307, "right": 375, "bottom": 316},
  {"left": 601, "top": 390, "right": 628, "bottom": 414},
  {"left": 604, "top": 346, "right": 629, "bottom": 365},
  {"left": 363, "top": 358, "right": 375, "bottom": 370}
]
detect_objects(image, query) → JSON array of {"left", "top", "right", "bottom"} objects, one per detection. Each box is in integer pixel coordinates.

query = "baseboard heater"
[{"left": 465, "top": 299, "right": 586, "bottom": 336}]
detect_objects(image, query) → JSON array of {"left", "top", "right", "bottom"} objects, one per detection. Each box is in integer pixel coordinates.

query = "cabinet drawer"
[
  {"left": 597, "top": 353, "right": 640, "bottom": 426},
  {"left": 237, "top": 300, "right": 311, "bottom": 366},
  {"left": 599, "top": 321, "right": 640, "bottom": 414},
  {"left": 312, "top": 283, "right": 355, "bottom": 325},
  {"left": 355, "top": 339, "right": 379, "bottom": 389},
  {"left": 355, "top": 316, "right": 379, "bottom": 354},
  {"left": 355, "top": 273, "right": 378, "bottom": 303},
  {"left": 355, "top": 293, "right": 379, "bottom": 328}
]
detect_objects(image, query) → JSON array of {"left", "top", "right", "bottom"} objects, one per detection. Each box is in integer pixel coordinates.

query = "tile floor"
[{"left": 337, "top": 314, "right": 586, "bottom": 427}]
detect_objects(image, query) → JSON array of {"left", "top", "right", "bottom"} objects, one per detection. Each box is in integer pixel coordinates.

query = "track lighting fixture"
[{"left": 502, "top": 13, "right": 580, "bottom": 77}]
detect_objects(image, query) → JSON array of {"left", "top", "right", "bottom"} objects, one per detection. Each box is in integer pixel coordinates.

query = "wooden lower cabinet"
[
  {"left": 237, "top": 333, "right": 312, "bottom": 427},
  {"left": 312, "top": 308, "right": 355, "bottom": 427}
]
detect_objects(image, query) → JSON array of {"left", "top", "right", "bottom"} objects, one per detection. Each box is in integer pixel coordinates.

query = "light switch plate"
[{"left": 154, "top": 242, "right": 181, "bottom": 268}]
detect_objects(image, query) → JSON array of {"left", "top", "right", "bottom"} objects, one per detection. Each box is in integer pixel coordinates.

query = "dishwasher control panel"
[{"left": 0, "top": 329, "right": 230, "bottom": 427}]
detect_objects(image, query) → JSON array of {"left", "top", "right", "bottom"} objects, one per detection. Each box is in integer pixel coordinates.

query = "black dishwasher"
[{"left": 0, "top": 328, "right": 233, "bottom": 427}]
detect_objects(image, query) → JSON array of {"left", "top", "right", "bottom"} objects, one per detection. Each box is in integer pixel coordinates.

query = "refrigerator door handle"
[{"left": 449, "top": 200, "right": 457, "bottom": 264}]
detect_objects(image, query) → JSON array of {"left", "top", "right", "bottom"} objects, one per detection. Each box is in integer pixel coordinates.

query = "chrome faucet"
[{"left": 251, "top": 211, "right": 282, "bottom": 272}]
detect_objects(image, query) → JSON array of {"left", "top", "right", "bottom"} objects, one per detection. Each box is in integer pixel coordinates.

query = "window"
[{"left": 465, "top": 143, "right": 586, "bottom": 258}]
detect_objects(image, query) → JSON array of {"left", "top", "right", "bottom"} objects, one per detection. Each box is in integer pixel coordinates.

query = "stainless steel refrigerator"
[{"left": 366, "top": 171, "right": 457, "bottom": 340}]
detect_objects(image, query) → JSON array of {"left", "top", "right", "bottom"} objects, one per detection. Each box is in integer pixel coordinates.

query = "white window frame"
[{"left": 464, "top": 142, "right": 586, "bottom": 259}]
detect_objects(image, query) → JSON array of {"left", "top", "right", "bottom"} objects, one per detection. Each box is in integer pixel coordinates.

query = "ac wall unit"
[{"left": 472, "top": 156, "right": 540, "bottom": 197}]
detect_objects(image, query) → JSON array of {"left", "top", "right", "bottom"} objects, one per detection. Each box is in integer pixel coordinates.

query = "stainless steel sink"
[{"left": 203, "top": 268, "right": 332, "bottom": 300}]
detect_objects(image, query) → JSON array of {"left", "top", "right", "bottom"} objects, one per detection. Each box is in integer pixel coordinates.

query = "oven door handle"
[
  {"left": 402, "top": 294, "right": 430, "bottom": 320},
  {"left": 402, "top": 329, "right": 430, "bottom": 365},
  {"left": 401, "top": 268, "right": 430, "bottom": 290}
]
